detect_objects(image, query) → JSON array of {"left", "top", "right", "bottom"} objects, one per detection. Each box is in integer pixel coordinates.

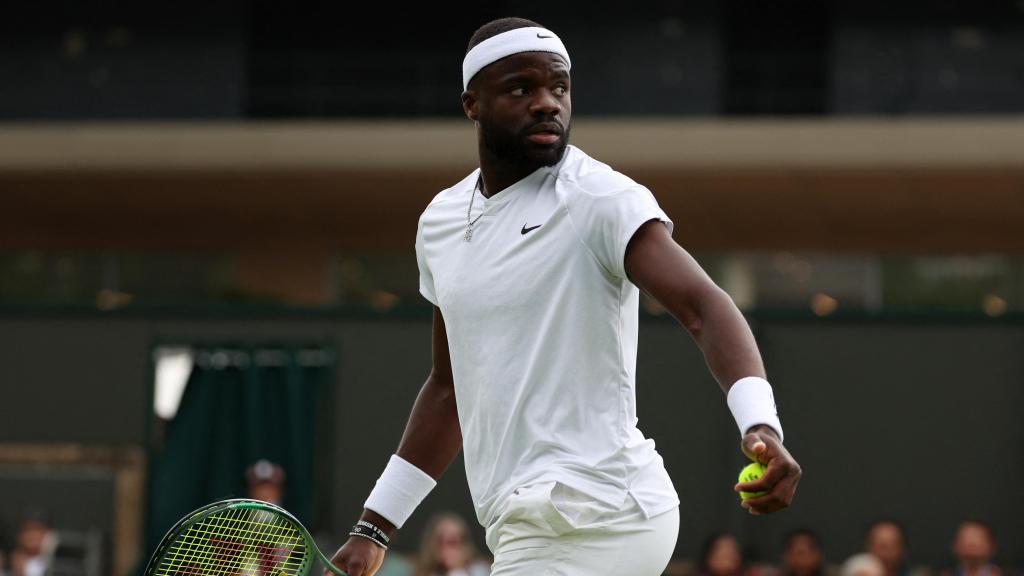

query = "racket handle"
[{"left": 315, "top": 547, "right": 348, "bottom": 576}]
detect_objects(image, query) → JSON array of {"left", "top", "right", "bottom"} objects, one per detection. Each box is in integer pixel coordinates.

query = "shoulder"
[
  {"left": 554, "top": 146, "right": 660, "bottom": 230},
  {"left": 554, "top": 145, "right": 644, "bottom": 201},
  {"left": 419, "top": 169, "right": 478, "bottom": 224}
]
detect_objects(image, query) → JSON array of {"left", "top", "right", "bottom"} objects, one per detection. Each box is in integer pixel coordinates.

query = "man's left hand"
[{"left": 735, "top": 424, "right": 802, "bottom": 515}]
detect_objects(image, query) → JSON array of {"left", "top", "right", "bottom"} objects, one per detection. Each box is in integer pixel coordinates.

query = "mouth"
[{"left": 525, "top": 122, "right": 563, "bottom": 145}]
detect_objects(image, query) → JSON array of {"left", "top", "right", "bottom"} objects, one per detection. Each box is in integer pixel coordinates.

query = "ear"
[{"left": 461, "top": 89, "right": 479, "bottom": 122}]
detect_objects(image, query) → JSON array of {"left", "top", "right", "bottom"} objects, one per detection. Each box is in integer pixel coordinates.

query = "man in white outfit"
[{"left": 329, "top": 17, "right": 802, "bottom": 576}]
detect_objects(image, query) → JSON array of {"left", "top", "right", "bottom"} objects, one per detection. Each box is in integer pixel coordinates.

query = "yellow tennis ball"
[{"left": 738, "top": 461, "right": 768, "bottom": 500}]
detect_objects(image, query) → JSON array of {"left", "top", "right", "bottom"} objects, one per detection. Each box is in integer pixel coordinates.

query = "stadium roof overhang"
[{"left": 1, "top": 118, "right": 1022, "bottom": 253}]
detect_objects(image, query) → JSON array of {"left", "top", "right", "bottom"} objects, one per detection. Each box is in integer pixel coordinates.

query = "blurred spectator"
[
  {"left": 246, "top": 459, "right": 286, "bottom": 505},
  {"left": 699, "top": 533, "right": 743, "bottom": 576},
  {"left": 413, "top": 512, "right": 489, "bottom": 576},
  {"left": 864, "top": 519, "right": 931, "bottom": 576},
  {"left": 780, "top": 529, "right": 833, "bottom": 576},
  {"left": 941, "top": 520, "right": 1001, "bottom": 576},
  {"left": 8, "top": 513, "right": 57, "bottom": 576},
  {"left": 374, "top": 553, "right": 414, "bottom": 576},
  {"left": 843, "top": 554, "right": 886, "bottom": 576},
  {"left": 698, "top": 533, "right": 757, "bottom": 576}
]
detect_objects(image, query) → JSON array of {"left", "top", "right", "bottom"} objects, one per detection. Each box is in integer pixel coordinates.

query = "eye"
[
  {"left": 509, "top": 86, "right": 528, "bottom": 96},
  {"left": 552, "top": 85, "right": 568, "bottom": 97}
]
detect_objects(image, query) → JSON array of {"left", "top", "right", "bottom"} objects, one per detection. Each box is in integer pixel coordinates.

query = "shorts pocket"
[
  {"left": 548, "top": 482, "right": 623, "bottom": 531},
  {"left": 539, "top": 483, "right": 576, "bottom": 535},
  {"left": 489, "top": 481, "right": 574, "bottom": 553}
]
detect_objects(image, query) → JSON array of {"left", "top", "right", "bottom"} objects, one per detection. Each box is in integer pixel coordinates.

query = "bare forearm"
[
  {"left": 395, "top": 372, "right": 463, "bottom": 478},
  {"left": 358, "top": 372, "right": 461, "bottom": 536},
  {"left": 684, "top": 285, "right": 766, "bottom": 392},
  {"left": 338, "top": 308, "right": 457, "bottom": 567},
  {"left": 625, "top": 221, "right": 765, "bottom": 391},
  {"left": 623, "top": 223, "right": 799, "bottom": 517}
]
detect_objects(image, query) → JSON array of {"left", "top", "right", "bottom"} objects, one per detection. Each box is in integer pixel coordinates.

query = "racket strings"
[
  {"left": 155, "top": 506, "right": 308, "bottom": 575},
  {"left": 162, "top": 510, "right": 304, "bottom": 575},
  {"left": 183, "top": 512, "right": 304, "bottom": 575}
]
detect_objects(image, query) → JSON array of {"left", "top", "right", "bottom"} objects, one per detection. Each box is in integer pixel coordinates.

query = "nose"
[{"left": 529, "top": 87, "right": 562, "bottom": 116}]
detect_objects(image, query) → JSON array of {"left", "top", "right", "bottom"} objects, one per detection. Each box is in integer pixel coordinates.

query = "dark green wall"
[{"left": 0, "top": 312, "right": 1020, "bottom": 569}]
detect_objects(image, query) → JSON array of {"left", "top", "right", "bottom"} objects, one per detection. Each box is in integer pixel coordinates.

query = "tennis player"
[{"left": 329, "top": 17, "right": 802, "bottom": 576}]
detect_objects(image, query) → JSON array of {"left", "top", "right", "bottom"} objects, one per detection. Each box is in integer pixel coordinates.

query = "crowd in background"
[
  {"left": 679, "top": 520, "right": 1007, "bottom": 576},
  {"left": 369, "top": 516, "right": 1011, "bottom": 576},
  {"left": 0, "top": 460, "right": 1013, "bottom": 576},
  {"left": 3, "top": 511, "right": 1007, "bottom": 576}
]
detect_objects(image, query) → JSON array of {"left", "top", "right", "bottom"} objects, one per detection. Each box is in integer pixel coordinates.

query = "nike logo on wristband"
[{"left": 537, "top": 33, "right": 554, "bottom": 39}]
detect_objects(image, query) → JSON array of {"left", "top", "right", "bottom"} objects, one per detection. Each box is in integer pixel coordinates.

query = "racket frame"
[{"left": 144, "top": 498, "right": 345, "bottom": 576}]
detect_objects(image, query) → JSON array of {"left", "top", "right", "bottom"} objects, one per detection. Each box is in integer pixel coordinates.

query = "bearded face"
[
  {"left": 466, "top": 51, "right": 572, "bottom": 175},
  {"left": 479, "top": 111, "right": 571, "bottom": 173}
]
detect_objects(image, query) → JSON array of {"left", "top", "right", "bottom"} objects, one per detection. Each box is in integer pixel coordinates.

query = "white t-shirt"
[{"left": 415, "top": 145, "right": 680, "bottom": 527}]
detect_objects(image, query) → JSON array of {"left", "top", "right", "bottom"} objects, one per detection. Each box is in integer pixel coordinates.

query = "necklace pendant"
[{"left": 465, "top": 175, "right": 483, "bottom": 243}]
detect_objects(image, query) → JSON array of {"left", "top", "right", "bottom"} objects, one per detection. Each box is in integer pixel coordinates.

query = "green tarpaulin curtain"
[{"left": 144, "top": 346, "right": 332, "bottom": 564}]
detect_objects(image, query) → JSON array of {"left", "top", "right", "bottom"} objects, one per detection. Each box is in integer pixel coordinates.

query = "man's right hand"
[{"left": 326, "top": 537, "right": 386, "bottom": 576}]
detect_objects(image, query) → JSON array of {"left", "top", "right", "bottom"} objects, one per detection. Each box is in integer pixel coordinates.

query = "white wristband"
[
  {"left": 727, "top": 376, "right": 784, "bottom": 442},
  {"left": 364, "top": 454, "right": 437, "bottom": 529}
]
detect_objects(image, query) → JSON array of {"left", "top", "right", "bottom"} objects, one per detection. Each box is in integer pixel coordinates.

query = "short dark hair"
[
  {"left": 866, "top": 518, "right": 909, "bottom": 547},
  {"left": 783, "top": 528, "right": 822, "bottom": 551},
  {"left": 699, "top": 533, "right": 742, "bottom": 573},
  {"left": 467, "top": 17, "right": 543, "bottom": 53},
  {"left": 957, "top": 519, "right": 995, "bottom": 544}
]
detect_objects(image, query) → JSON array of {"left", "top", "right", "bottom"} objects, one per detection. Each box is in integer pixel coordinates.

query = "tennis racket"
[{"left": 144, "top": 498, "right": 346, "bottom": 575}]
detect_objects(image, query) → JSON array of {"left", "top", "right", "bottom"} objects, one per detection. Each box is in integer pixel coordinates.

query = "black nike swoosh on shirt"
[
  {"left": 537, "top": 33, "right": 554, "bottom": 39},
  {"left": 521, "top": 224, "right": 542, "bottom": 235}
]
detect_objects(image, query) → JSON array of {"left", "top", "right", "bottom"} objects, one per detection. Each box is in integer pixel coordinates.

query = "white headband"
[{"left": 462, "top": 26, "right": 571, "bottom": 90}]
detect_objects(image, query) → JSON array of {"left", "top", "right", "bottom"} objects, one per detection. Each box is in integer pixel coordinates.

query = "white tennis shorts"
[{"left": 485, "top": 480, "right": 679, "bottom": 576}]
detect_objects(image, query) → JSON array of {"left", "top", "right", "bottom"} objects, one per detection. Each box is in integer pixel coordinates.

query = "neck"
[
  {"left": 477, "top": 143, "right": 544, "bottom": 198},
  {"left": 962, "top": 561, "right": 988, "bottom": 576}
]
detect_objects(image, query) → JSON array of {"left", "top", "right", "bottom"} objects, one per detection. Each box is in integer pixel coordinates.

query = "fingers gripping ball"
[{"left": 738, "top": 461, "right": 768, "bottom": 500}]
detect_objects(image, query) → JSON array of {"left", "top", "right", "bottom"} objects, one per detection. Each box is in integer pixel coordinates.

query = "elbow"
[
  {"left": 425, "top": 369, "right": 456, "bottom": 402},
  {"left": 678, "top": 284, "right": 733, "bottom": 339},
  {"left": 681, "top": 308, "right": 704, "bottom": 338}
]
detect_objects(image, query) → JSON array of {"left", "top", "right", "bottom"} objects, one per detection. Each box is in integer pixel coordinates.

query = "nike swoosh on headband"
[{"left": 462, "top": 27, "right": 571, "bottom": 90}]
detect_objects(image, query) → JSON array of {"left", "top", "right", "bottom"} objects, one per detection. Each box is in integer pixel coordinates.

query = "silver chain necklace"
[{"left": 464, "top": 175, "right": 485, "bottom": 242}]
